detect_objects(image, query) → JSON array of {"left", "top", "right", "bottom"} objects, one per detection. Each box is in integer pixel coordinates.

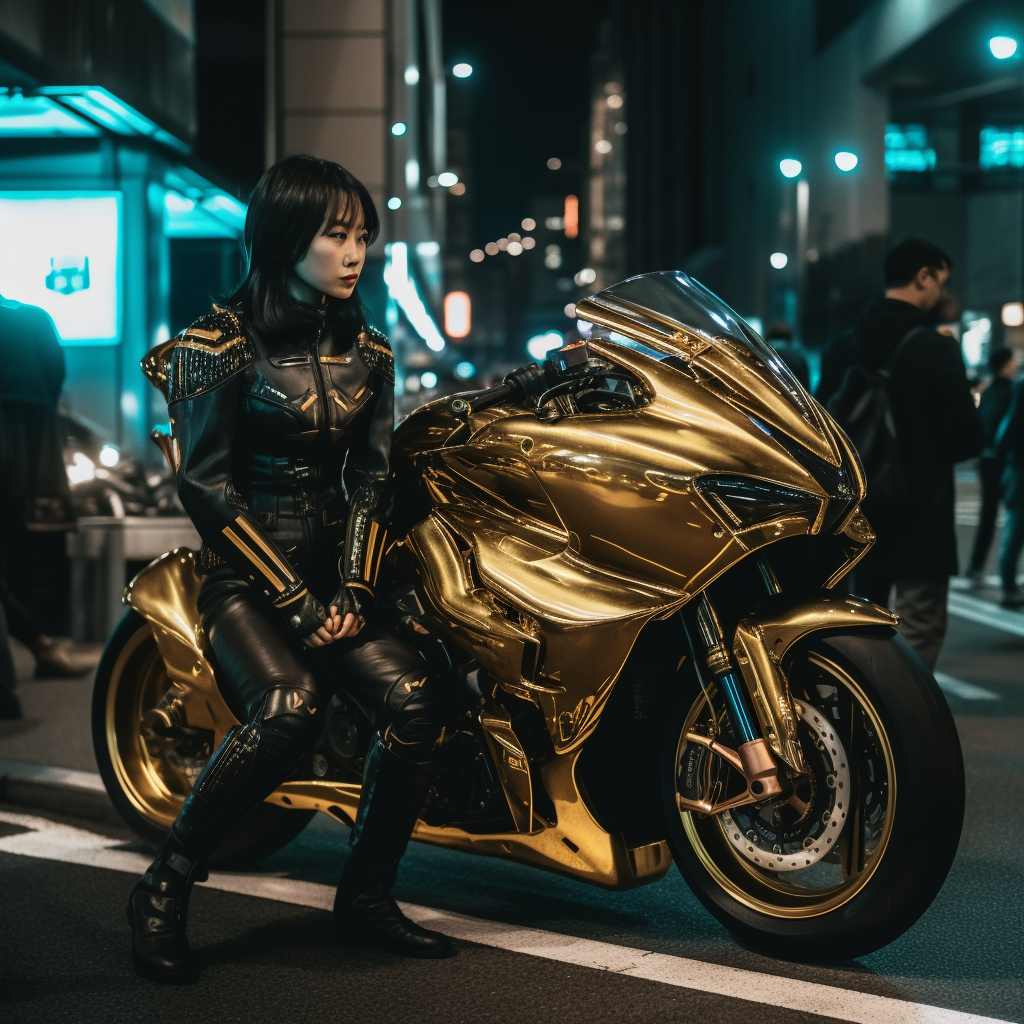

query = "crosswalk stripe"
[
  {"left": 0, "top": 809, "right": 1012, "bottom": 1024},
  {"left": 933, "top": 672, "right": 1000, "bottom": 700},
  {"left": 948, "top": 592, "right": 1024, "bottom": 638}
]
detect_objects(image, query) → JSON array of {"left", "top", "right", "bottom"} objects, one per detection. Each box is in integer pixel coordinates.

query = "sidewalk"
[{"left": 0, "top": 639, "right": 118, "bottom": 825}]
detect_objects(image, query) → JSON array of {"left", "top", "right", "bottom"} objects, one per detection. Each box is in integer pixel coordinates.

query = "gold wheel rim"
[
  {"left": 679, "top": 650, "right": 897, "bottom": 919},
  {"left": 105, "top": 623, "right": 189, "bottom": 828}
]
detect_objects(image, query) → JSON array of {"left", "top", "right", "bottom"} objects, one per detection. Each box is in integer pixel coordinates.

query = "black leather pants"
[{"left": 168, "top": 573, "right": 451, "bottom": 860}]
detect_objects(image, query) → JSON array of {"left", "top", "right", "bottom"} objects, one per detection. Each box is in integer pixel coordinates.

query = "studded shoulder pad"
[
  {"left": 357, "top": 327, "right": 395, "bottom": 385},
  {"left": 168, "top": 308, "right": 255, "bottom": 403}
]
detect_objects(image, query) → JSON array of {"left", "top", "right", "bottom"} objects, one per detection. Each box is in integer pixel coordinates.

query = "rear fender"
[{"left": 123, "top": 548, "right": 238, "bottom": 739}]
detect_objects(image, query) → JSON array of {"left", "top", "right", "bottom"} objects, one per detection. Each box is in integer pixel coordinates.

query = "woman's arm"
[
  {"left": 334, "top": 331, "right": 396, "bottom": 621},
  {"left": 168, "top": 316, "right": 328, "bottom": 640}
]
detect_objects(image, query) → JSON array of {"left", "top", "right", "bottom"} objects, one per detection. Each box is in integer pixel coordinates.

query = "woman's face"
[{"left": 289, "top": 196, "right": 368, "bottom": 303}]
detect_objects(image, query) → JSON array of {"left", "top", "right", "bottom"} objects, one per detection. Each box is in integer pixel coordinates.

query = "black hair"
[
  {"left": 989, "top": 345, "right": 1014, "bottom": 374},
  {"left": 884, "top": 238, "right": 952, "bottom": 289},
  {"left": 226, "top": 154, "right": 380, "bottom": 341}
]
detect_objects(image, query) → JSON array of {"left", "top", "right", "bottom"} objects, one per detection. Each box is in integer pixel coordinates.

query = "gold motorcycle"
[{"left": 93, "top": 271, "right": 963, "bottom": 962}]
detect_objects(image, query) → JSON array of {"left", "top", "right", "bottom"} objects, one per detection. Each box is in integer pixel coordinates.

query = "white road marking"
[
  {"left": 0, "top": 810, "right": 1013, "bottom": 1024},
  {"left": 948, "top": 592, "right": 1024, "bottom": 638},
  {"left": 933, "top": 672, "right": 1000, "bottom": 701}
]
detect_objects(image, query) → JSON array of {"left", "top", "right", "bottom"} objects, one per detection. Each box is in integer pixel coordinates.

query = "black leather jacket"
[{"left": 166, "top": 306, "right": 394, "bottom": 637}]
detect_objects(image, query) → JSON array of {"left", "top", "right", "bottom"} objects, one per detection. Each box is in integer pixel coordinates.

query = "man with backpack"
[{"left": 827, "top": 239, "right": 982, "bottom": 669}]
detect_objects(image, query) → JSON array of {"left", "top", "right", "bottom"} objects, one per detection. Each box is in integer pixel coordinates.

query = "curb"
[{"left": 0, "top": 760, "right": 123, "bottom": 828}]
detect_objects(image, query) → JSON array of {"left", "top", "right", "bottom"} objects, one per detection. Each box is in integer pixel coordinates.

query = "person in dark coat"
[
  {"left": 850, "top": 239, "right": 983, "bottom": 668},
  {"left": 968, "top": 346, "right": 1017, "bottom": 582},
  {"left": 995, "top": 377, "right": 1024, "bottom": 606},
  {"left": 815, "top": 327, "right": 859, "bottom": 408},
  {"left": 0, "top": 295, "right": 93, "bottom": 719}
]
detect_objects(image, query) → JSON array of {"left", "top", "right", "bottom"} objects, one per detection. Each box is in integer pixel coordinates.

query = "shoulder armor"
[
  {"left": 168, "top": 308, "right": 254, "bottom": 403},
  {"left": 357, "top": 327, "right": 395, "bottom": 385}
]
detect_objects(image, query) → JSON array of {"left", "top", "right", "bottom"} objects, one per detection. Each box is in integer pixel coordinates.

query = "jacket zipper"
[{"left": 308, "top": 315, "right": 330, "bottom": 440}]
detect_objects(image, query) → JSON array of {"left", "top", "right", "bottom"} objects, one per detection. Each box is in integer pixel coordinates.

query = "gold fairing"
[{"left": 270, "top": 748, "right": 672, "bottom": 890}]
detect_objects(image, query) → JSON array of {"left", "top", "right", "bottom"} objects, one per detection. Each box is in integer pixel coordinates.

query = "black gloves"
[
  {"left": 276, "top": 589, "right": 329, "bottom": 641},
  {"left": 330, "top": 582, "right": 375, "bottom": 630}
]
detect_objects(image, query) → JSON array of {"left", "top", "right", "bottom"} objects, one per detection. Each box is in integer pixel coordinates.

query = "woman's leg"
[
  {"left": 318, "top": 628, "right": 453, "bottom": 958},
  {"left": 128, "top": 588, "right": 323, "bottom": 981}
]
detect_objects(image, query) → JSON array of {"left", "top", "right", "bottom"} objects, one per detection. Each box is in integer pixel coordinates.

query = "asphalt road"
[{"left": 1, "top": 601, "right": 1021, "bottom": 1024}]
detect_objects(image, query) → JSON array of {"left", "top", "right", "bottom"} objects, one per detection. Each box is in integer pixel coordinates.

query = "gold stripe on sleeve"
[
  {"left": 221, "top": 527, "right": 287, "bottom": 592},
  {"left": 275, "top": 587, "right": 309, "bottom": 608},
  {"left": 233, "top": 516, "right": 298, "bottom": 581}
]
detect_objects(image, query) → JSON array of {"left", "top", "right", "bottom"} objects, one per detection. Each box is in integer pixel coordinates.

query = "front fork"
[{"left": 678, "top": 559, "right": 786, "bottom": 813}]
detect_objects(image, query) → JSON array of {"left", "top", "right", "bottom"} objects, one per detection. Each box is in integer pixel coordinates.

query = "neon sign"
[{"left": 0, "top": 192, "right": 121, "bottom": 344}]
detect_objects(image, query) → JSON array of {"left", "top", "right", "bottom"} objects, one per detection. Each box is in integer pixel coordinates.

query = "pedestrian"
[
  {"left": 994, "top": 374, "right": 1024, "bottom": 606},
  {"left": 830, "top": 238, "right": 983, "bottom": 669},
  {"left": 967, "top": 346, "right": 1017, "bottom": 584},
  {"left": 127, "top": 155, "right": 455, "bottom": 983},
  {"left": 815, "top": 327, "right": 858, "bottom": 407},
  {"left": 0, "top": 296, "right": 95, "bottom": 720}
]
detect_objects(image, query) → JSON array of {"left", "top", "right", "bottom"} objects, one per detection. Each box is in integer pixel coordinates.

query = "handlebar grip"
[{"left": 449, "top": 382, "right": 515, "bottom": 417}]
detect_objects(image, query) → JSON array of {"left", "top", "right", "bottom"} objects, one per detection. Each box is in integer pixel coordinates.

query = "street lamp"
[
  {"left": 779, "top": 158, "right": 803, "bottom": 179},
  {"left": 834, "top": 151, "right": 859, "bottom": 172},
  {"left": 989, "top": 36, "right": 1018, "bottom": 60},
  {"left": 452, "top": 63, "right": 473, "bottom": 78}
]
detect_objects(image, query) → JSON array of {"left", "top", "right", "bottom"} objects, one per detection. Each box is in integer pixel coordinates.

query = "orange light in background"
[
  {"left": 564, "top": 195, "right": 578, "bottom": 239},
  {"left": 444, "top": 291, "right": 471, "bottom": 338}
]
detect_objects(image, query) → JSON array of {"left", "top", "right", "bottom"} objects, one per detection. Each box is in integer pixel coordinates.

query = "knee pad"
[
  {"left": 255, "top": 683, "right": 321, "bottom": 760},
  {"left": 384, "top": 669, "right": 447, "bottom": 761}
]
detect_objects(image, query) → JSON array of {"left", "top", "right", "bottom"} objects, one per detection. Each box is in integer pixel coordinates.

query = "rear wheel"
[
  {"left": 663, "top": 630, "right": 964, "bottom": 961},
  {"left": 92, "top": 610, "right": 314, "bottom": 866}
]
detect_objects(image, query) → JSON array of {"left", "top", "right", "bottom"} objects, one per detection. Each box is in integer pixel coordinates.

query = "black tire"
[
  {"left": 663, "top": 629, "right": 964, "bottom": 962},
  {"left": 92, "top": 609, "right": 314, "bottom": 867}
]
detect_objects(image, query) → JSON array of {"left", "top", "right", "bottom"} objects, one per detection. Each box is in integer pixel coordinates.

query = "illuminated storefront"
[{"left": 0, "top": 87, "right": 243, "bottom": 461}]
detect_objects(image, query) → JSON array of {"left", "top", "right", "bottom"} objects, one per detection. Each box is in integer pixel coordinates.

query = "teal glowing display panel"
[{"left": 0, "top": 192, "right": 122, "bottom": 345}]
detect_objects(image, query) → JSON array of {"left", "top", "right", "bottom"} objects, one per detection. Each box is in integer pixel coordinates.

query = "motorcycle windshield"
[{"left": 576, "top": 271, "right": 839, "bottom": 466}]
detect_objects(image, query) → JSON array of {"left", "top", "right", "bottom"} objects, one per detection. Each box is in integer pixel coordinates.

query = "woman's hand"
[{"left": 301, "top": 604, "right": 363, "bottom": 647}]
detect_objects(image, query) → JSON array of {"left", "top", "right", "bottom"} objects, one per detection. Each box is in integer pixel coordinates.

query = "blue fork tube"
[{"left": 716, "top": 672, "right": 758, "bottom": 743}]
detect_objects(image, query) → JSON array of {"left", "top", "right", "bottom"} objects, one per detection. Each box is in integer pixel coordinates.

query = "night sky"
[{"left": 442, "top": 0, "right": 608, "bottom": 246}]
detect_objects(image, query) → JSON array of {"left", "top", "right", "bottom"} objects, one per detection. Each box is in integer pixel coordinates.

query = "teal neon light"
[
  {"left": 980, "top": 126, "right": 1024, "bottom": 170},
  {"left": 0, "top": 91, "right": 99, "bottom": 136},
  {"left": 36, "top": 86, "right": 188, "bottom": 151}
]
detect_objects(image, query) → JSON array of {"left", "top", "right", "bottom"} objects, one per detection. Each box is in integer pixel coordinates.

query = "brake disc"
[{"left": 720, "top": 699, "right": 851, "bottom": 872}]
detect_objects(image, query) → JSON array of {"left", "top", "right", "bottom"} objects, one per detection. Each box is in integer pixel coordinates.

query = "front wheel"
[{"left": 663, "top": 630, "right": 964, "bottom": 962}]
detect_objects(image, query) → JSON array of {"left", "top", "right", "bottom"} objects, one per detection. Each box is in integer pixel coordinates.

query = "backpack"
[{"left": 826, "top": 328, "right": 924, "bottom": 507}]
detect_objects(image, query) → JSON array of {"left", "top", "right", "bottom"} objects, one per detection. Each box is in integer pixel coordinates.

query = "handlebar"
[
  {"left": 448, "top": 382, "right": 516, "bottom": 417},
  {"left": 446, "top": 343, "right": 594, "bottom": 419}
]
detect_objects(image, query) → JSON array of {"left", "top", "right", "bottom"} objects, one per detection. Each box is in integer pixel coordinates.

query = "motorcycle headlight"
[{"left": 694, "top": 475, "right": 821, "bottom": 530}]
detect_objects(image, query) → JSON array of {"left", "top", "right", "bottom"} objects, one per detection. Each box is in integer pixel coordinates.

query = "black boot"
[
  {"left": 127, "top": 689, "right": 317, "bottom": 981},
  {"left": 126, "top": 833, "right": 207, "bottom": 982},
  {"left": 334, "top": 737, "right": 453, "bottom": 958}
]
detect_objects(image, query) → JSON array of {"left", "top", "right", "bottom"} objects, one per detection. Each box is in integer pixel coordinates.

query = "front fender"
[{"left": 732, "top": 593, "right": 898, "bottom": 772}]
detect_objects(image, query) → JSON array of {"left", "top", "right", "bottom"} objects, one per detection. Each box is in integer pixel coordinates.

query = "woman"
[{"left": 128, "top": 155, "right": 453, "bottom": 981}]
